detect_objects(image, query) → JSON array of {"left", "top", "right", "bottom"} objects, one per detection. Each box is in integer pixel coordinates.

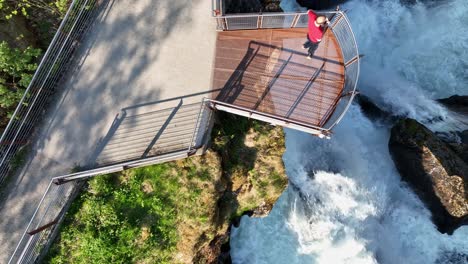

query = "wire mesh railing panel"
[
  {"left": 9, "top": 100, "right": 214, "bottom": 263},
  {"left": 218, "top": 11, "right": 337, "bottom": 31},
  {"left": 295, "top": 13, "right": 309, "bottom": 27},
  {"left": 191, "top": 101, "right": 214, "bottom": 150},
  {"left": 224, "top": 16, "right": 259, "bottom": 30},
  {"left": 95, "top": 102, "right": 211, "bottom": 166},
  {"left": 0, "top": 0, "right": 99, "bottom": 185},
  {"left": 331, "top": 15, "right": 358, "bottom": 64},
  {"left": 323, "top": 12, "right": 360, "bottom": 130},
  {"left": 9, "top": 181, "right": 78, "bottom": 263},
  {"left": 261, "top": 14, "right": 295, "bottom": 28}
]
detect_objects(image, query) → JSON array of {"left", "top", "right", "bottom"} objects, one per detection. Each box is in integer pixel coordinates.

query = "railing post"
[
  {"left": 187, "top": 100, "right": 206, "bottom": 155},
  {"left": 291, "top": 14, "right": 300, "bottom": 28},
  {"left": 344, "top": 55, "right": 360, "bottom": 68},
  {"left": 257, "top": 15, "right": 263, "bottom": 29},
  {"left": 330, "top": 12, "right": 344, "bottom": 28}
]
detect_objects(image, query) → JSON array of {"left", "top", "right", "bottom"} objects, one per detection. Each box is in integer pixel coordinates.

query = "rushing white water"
[{"left": 230, "top": 0, "right": 468, "bottom": 263}]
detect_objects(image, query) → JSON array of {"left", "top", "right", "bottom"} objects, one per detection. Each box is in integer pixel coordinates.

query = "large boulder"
[
  {"left": 355, "top": 94, "right": 395, "bottom": 123},
  {"left": 224, "top": 0, "right": 262, "bottom": 13},
  {"left": 389, "top": 118, "right": 468, "bottom": 234},
  {"left": 437, "top": 95, "right": 468, "bottom": 116},
  {"left": 296, "top": 0, "right": 348, "bottom": 10}
]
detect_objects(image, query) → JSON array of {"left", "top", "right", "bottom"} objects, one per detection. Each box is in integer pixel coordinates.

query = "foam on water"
[{"left": 230, "top": 0, "right": 468, "bottom": 263}]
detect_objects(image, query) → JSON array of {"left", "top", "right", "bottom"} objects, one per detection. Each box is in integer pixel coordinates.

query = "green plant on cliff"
[
  {"left": 46, "top": 155, "right": 221, "bottom": 263},
  {"left": 0, "top": 41, "right": 41, "bottom": 115},
  {"left": 0, "top": 0, "right": 68, "bottom": 19},
  {"left": 46, "top": 113, "right": 288, "bottom": 263},
  {"left": 46, "top": 165, "right": 181, "bottom": 263}
]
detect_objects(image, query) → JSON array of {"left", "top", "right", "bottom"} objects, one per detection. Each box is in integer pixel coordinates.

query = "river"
[{"left": 230, "top": 0, "right": 468, "bottom": 263}]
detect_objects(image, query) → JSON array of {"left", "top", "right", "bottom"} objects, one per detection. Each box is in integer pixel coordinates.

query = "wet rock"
[
  {"left": 389, "top": 118, "right": 468, "bottom": 234},
  {"left": 355, "top": 94, "right": 395, "bottom": 123},
  {"left": 296, "top": 0, "right": 348, "bottom": 10},
  {"left": 437, "top": 95, "right": 468, "bottom": 116},
  {"left": 459, "top": 130, "right": 468, "bottom": 144},
  {"left": 224, "top": 0, "right": 262, "bottom": 13},
  {"left": 435, "top": 131, "right": 461, "bottom": 144},
  {"left": 447, "top": 143, "right": 468, "bottom": 165}
]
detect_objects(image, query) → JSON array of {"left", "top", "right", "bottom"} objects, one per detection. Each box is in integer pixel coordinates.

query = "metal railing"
[
  {"left": 213, "top": 11, "right": 337, "bottom": 31},
  {"left": 320, "top": 11, "right": 360, "bottom": 131},
  {"left": 9, "top": 100, "right": 213, "bottom": 263},
  {"left": 212, "top": 10, "right": 360, "bottom": 136},
  {"left": 0, "top": 0, "right": 99, "bottom": 185}
]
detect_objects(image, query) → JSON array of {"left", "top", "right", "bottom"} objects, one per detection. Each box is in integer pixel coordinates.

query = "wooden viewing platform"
[{"left": 211, "top": 27, "right": 345, "bottom": 134}]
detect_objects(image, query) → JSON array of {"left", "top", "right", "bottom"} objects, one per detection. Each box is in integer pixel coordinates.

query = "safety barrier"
[
  {"left": 0, "top": 0, "right": 99, "bottom": 185},
  {"left": 212, "top": 10, "right": 360, "bottom": 135},
  {"left": 9, "top": 100, "right": 213, "bottom": 263}
]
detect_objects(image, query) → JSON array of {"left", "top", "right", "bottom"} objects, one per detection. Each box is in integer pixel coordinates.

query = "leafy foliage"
[
  {"left": 0, "top": 41, "right": 40, "bottom": 113},
  {"left": 0, "top": 0, "right": 68, "bottom": 19},
  {"left": 46, "top": 162, "right": 211, "bottom": 263}
]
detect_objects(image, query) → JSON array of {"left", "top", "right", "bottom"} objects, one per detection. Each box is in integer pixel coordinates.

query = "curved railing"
[
  {"left": 321, "top": 11, "right": 360, "bottom": 132},
  {"left": 212, "top": 10, "right": 360, "bottom": 136}
]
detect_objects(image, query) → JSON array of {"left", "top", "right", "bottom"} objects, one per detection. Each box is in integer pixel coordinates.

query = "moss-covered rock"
[
  {"left": 389, "top": 118, "right": 468, "bottom": 234},
  {"left": 47, "top": 113, "right": 288, "bottom": 264},
  {"left": 191, "top": 113, "right": 288, "bottom": 263}
]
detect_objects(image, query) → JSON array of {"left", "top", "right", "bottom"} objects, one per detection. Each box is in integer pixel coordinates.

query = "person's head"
[{"left": 316, "top": 16, "right": 327, "bottom": 26}]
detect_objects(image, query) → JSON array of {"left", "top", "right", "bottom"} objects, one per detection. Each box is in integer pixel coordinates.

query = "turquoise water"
[{"left": 230, "top": 1, "right": 468, "bottom": 263}]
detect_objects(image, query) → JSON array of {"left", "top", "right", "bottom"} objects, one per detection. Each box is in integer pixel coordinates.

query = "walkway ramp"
[
  {"left": 95, "top": 102, "right": 210, "bottom": 165},
  {"left": 1, "top": 0, "right": 217, "bottom": 262}
]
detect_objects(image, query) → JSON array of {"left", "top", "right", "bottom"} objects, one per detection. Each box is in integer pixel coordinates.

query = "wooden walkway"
[{"left": 212, "top": 28, "right": 344, "bottom": 127}]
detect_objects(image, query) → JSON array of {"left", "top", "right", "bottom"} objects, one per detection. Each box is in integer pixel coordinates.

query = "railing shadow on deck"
[
  {"left": 87, "top": 89, "right": 221, "bottom": 168},
  {"left": 6, "top": 1, "right": 209, "bottom": 263},
  {"left": 214, "top": 40, "right": 344, "bottom": 127}
]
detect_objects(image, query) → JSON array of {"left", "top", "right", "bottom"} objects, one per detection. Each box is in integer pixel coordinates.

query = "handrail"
[
  {"left": 0, "top": 0, "right": 97, "bottom": 185},
  {"left": 207, "top": 99, "right": 328, "bottom": 133},
  {"left": 211, "top": 9, "right": 360, "bottom": 134},
  {"left": 9, "top": 99, "right": 213, "bottom": 263},
  {"left": 322, "top": 11, "right": 360, "bottom": 130},
  {"left": 215, "top": 11, "right": 338, "bottom": 18}
]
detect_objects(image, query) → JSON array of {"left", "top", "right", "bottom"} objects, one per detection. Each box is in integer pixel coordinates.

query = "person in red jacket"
[{"left": 303, "top": 10, "right": 329, "bottom": 59}]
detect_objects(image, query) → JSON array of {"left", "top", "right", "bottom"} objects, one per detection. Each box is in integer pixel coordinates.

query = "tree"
[
  {"left": 0, "top": 41, "right": 41, "bottom": 113},
  {"left": 0, "top": 0, "right": 68, "bottom": 19}
]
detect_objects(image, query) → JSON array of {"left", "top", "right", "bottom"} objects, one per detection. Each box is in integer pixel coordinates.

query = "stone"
[
  {"left": 437, "top": 95, "right": 468, "bottom": 116},
  {"left": 389, "top": 118, "right": 468, "bottom": 234}
]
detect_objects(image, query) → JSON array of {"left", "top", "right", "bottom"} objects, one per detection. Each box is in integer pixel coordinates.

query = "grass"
[
  {"left": 46, "top": 112, "right": 288, "bottom": 263},
  {"left": 46, "top": 152, "right": 223, "bottom": 263},
  {"left": 45, "top": 165, "right": 180, "bottom": 263}
]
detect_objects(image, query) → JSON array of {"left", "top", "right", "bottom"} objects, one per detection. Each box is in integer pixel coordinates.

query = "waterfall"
[{"left": 230, "top": 1, "right": 468, "bottom": 263}]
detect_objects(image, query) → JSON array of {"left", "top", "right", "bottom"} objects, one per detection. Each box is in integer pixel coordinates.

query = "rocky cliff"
[
  {"left": 178, "top": 113, "right": 288, "bottom": 263},
  {"left": 389, "top": 118, "right": 468, "bottom": 234}
]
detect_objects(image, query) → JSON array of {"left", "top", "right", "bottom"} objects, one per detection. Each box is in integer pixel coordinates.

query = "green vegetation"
[
  {"left": 212, "top": 112, "right": 287, "bottom": 218},
  {"left": 0, "top": 0, "right": 68, "bottom": 132},
  {"left": 46, "top": 113, "right": 288, "bottom": 263},
  {"left": 46, "top": 165, "right": 180, "bottom": 263},
  {"left": 0, "top": 41, "right": 41, "bottom": 114},
  {"left": 46, "top": 154, "right": 224, "bottom": 263},
  {"left": 0, "top": 0, "right": 68, "bottom": 20}
]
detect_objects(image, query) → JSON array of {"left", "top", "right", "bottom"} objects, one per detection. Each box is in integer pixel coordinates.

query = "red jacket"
[{"left": 308, "top": 10, "right": 324, "bottom": 43}]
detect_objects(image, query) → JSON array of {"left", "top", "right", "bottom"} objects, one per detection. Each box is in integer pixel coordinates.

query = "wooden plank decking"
[{"left": 212, "top": 28, "right": 344, "bottom": 127}]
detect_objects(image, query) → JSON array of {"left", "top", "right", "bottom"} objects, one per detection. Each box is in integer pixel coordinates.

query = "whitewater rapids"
[{"left": 230, "top": 0, "right": 468, "bottom": 263}]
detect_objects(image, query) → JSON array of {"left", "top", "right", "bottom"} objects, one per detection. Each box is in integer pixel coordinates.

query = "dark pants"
[{"left": 303, "top": 34, "right": 319, "bottom": 57}]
